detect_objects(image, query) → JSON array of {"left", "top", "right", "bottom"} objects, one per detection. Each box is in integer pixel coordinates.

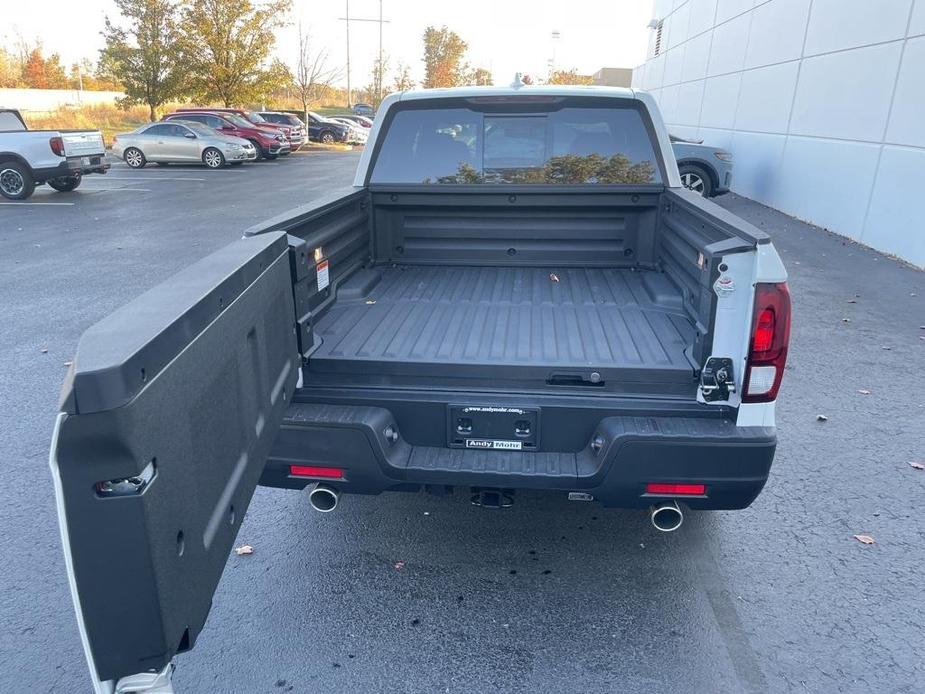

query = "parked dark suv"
[
  {"left": 305, "top": 112, "right": 351, "bottom": 144},
  {"left": 163, "top": 111, "right": 289, "bottom": 159},
  {"left": 263, "top": 111, "right": 351, "bottom": 144}
]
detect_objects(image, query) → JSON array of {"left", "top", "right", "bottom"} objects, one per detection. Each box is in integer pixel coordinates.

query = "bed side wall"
[{"left": 369, "top": 189, "right": 662, "bottom": 268}]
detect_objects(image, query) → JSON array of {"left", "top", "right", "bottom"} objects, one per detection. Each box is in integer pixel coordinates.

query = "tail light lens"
[
  {"left": 289, "top": 465, "right": 344, "bottom": 479},
  {"left": 49, "top": 136, "right": 65, "bottom": 156},
  {"left": 743, "top": 282, "right": 791, "bottom": 403},
  {"left": 646, "top": 483, "right": 706, "bottom": 496}
]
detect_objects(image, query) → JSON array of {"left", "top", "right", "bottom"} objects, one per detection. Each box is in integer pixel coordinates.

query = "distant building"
[
  {"left": 633, "top": 0, "right": 925, "bottom": 267},
  {"left": 592, "top": 67, "right": 634, "bottom": 87}
]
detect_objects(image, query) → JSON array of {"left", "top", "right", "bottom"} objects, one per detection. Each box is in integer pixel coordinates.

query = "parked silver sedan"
[{"left": 111, "top": 121, "right": 257, "bottom": 169}]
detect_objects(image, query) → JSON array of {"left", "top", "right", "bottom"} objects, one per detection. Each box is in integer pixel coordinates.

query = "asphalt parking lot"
[{"left": 2, "top": 151, "right": 924, "bottom": 693}]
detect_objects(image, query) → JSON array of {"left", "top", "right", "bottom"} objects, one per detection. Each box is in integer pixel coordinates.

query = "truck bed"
[{"left": 306, "top": 265, "right": 698, "bottom": 395}]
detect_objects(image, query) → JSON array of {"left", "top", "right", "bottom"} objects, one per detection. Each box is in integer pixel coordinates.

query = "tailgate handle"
[{"left": 546, "top": 371, "right": 604, "bottom": 387}]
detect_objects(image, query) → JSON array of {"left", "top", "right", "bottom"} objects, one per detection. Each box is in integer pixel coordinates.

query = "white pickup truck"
[
  {"left": 0, "top": 108, "right": 109, "bottom": 200},
  {"left": 51, "top": 84, "right": 790, "bottom": 693}
]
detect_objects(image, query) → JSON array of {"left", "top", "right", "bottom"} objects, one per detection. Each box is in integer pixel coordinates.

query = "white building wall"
[{"left": 633, "top": 0, "right": 925, "bottom": 267}]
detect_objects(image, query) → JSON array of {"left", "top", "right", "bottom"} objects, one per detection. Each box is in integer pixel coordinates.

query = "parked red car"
[
  {"left": 163, "top": 111, "right": 290, "bottom": 159},
  {"left": 177, "top": 107, "right": 305, "bottom": 152}
]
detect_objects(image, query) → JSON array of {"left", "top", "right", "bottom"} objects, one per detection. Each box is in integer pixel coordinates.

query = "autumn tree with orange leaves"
[{"left": 422, "top": 26, "right": 469, "bottom": 88}]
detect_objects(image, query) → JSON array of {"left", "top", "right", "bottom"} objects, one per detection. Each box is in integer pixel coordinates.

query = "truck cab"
[{"left": 51, "top": 85, "right": 789, "bottom": 693}]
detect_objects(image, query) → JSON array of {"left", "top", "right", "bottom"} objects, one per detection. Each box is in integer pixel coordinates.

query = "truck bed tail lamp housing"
[
  {"left": 289, "top": 465, "right": 344, "bottom": 479},
  {"left": 743, "top": 282, "right": 791, "bottom": 403},
  {"left": 49, "top": 136, "right": 65, "bottom": 157},
  {"left": 646, "top": 483, "right": 706, "bottom": 496}
]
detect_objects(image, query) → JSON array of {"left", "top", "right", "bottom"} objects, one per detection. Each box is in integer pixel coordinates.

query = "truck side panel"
[{"left": 244, "top": 188, "right": 371, "bottom": 357}]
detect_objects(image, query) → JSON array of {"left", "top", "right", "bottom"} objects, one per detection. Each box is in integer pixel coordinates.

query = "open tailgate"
[{"left": 50, "top": 233, "right": 299, "bottom": 692}]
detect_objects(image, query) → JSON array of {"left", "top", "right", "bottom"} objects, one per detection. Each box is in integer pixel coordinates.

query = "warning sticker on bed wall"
[{"left": 316, "top": 260, "right": 330, "bottom": 291}]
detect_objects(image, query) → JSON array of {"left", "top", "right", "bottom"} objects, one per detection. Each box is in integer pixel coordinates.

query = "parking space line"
[
  {"left": 0, "top": 202, "right": 75, "bottom": 206},
  {"left": 99, "top": 176, "right": 207, "bottom": 181},
  {"left": 107, "top": 165, "right": 250, "bottom": 172},
  {"left": 85, "top": 188, "right": 153, "bottom": 193}
]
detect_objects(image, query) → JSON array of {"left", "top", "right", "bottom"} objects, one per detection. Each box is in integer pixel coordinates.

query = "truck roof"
[{"left": 392, "top": 84, "right": 640, "bottom": 102}]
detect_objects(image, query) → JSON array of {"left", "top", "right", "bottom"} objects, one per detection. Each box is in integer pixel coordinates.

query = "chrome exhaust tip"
[
  {"left": 650, "top": 501, "right": 684, "bottom": 532},
  {"left": 308, "top": 483, "right": 339, "bottom": 513}
]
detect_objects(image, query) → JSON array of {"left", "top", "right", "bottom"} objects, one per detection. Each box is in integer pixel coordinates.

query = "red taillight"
[
  {"left": 49, "top": 136, "right": 65, "bottom": 156},
  {"left": 752, "top": 308, "right": 775, "bottom": 352},
  {"left": 743, "top": 282, "right": 791, "bottom": 403},
  {"left": 289, "top": 465, "right": 344, "bottom": 479},
  {"left": 646, "top": 483, "right": 706, "bottom": 496}
]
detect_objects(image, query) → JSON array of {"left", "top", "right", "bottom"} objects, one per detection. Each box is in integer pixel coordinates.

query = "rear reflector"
[
  {"left": 646, "top": 483, "right": 706, "bottom": 496},
  {"left": 743, "top": 282, "right": 791, "bottom": 403},
  {"left": 289, "top": 465, "right": 344, "bottom": 479}
]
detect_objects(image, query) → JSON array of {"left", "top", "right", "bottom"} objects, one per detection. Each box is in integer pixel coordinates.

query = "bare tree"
[
  {"left": 390, "top": 61, "right": 415, "bottom": 93},
  {"left": 294, "top": 23, "right": 341, "bottom": 120},
  {"left": 367, "top": 54, "right": 389, "bottom": 108},
  {"left": 13, "top": 31, "right": 35, "bottom": 68}
]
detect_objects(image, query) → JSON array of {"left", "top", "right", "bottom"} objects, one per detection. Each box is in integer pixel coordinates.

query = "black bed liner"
[{"left": 307, "top": 265, "right": 698, "bottom": 394}]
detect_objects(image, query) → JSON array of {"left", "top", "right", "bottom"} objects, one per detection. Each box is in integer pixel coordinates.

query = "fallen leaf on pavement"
[
  {"left": 233, "top": 545, "right": 254, "bottom": 555},
  {"left": 853, "top": 534, "right": 875, "bottom": 545},
  {"left": 816, "top": 414, "right": 828, "bottom": 421},
  {"left": 857, "top": 389, "right": 871, "bottom": 395},
  {"left": 549, "top": 273, "right": 560, "bottom": 283},
  {"left": 909, "top": 462, "right": 925, "bottom": 470},
  {"left": 393, "top": 561, "right": 405, "bottom": 570}
]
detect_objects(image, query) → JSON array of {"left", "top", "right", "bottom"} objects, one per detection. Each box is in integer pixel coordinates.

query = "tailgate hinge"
[
  {"left": 115, "top": 662, "right": 175, "bottom": 694},
  {"left": 700, "top": 357, "right": 735, "bottom": 402}
]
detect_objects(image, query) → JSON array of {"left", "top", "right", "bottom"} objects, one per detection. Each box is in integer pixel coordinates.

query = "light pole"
[
  {"left": 550, "top": 29, "right": 560, "bottom": 78},
  {"left": 339, "top": 0, "right": 390, "bottom": 107}
]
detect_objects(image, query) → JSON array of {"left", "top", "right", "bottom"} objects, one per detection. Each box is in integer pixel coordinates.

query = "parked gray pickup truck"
[{"left": 50, "top": 85, "right": 790, "bottom": 693}]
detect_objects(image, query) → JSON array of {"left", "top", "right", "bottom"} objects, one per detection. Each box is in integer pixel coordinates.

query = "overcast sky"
[{"left": 3, "top": 1, "right": 653, "bottom": 87}]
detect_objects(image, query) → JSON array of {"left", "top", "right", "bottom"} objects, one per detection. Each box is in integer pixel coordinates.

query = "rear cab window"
[
  {"left": 369, "top": 97, "right": 663, "bottom": 185},
  {"left": 0, "top": 111, "right": 26, "bottom": 132}
]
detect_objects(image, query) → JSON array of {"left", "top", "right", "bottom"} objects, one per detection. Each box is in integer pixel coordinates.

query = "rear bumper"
[
  {"left": 33, "top": 157, "right": 110, "bottom": 182},
  {"left": 260, "top": 402, "right": 776, "bottom": 510}
]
